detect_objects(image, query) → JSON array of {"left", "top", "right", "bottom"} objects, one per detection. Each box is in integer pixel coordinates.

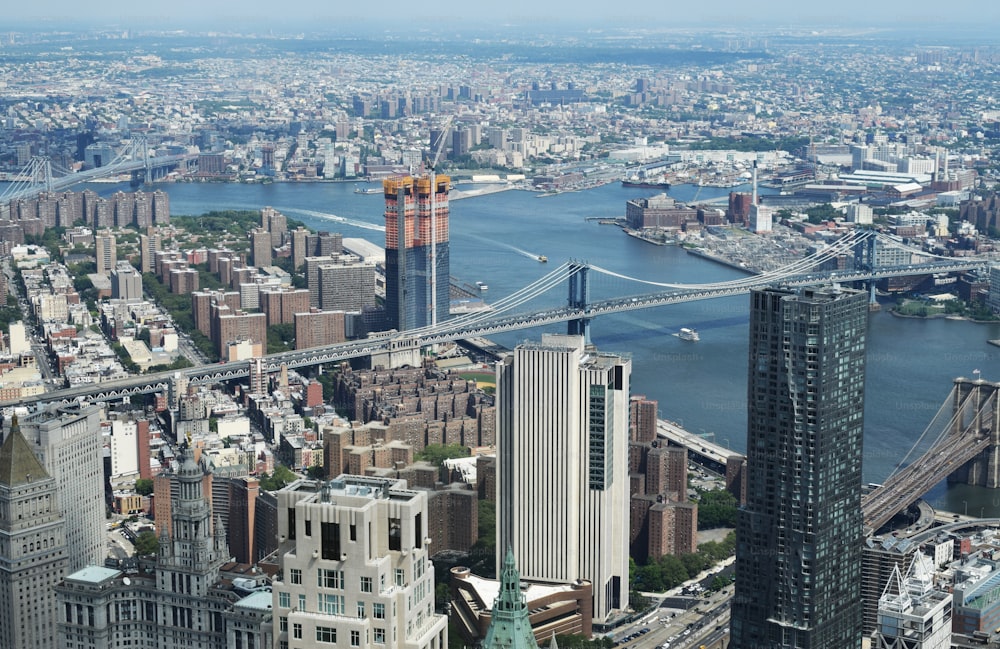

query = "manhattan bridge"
[{"left": 1, "top": 220, "right": 996, "bottom": 535}]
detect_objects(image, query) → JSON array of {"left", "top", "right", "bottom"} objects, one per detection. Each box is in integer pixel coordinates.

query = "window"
[
  {"left": 279, "top": 617, "right": 287, "bottom": 633},
  {"left": 293, "top": 624, "right": 302, "bottom": 640},
  {"left": 316, "top": 627, "right": 336, "bottom": 644},
  {"left": 351, "top": 630, "right": 361, "bottom": 647},
  {"left": 278, "top": 592, "right": 290, "bottom": 608},
  {"left": 318, "top": 569, "right": 344, "bottom": 589},
  {"left": 361, "top": 576, "right": 373, "bottom": 593},
  {"left": 373, "top": 603, "right": 385, "bottom": 620},
  {"left": 357, "top": 601, "right": 366, "bottom": 618},
  {"left": 298, "top": 594, "right": 306, "bottom": 612},
  {"left": 374, "top": 628, "right": 386, "bottom": 644},
  {"left": 319, "top": 593, "right": 345, "bottom": 616},
  {"left": 388, "top": 518, "right": 401, "bottom": 551},
  {"left": 395, "top": 569, "right": 405, "bottom": 587},
  {"left": 321, "top": 522, "right": 341, "bottom": 560},
  {"left": 289, "top": 568, "right": 302, "bottom": 585}
]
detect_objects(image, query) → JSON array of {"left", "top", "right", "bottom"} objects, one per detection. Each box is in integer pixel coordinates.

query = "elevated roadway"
[
  {"left": 2, "top": 256, "right": 990, "bottom": 410},
  {"left": 656, "top": 419, "right": 738, "bottom": 472}
]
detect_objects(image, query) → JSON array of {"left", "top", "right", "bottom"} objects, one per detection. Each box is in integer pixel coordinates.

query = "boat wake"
[
  {"left": 462, "top": 233, "right": 545, "bottom": 261},
  {"left": 276, "top": 206, "right": 385, "bottom": 232}
]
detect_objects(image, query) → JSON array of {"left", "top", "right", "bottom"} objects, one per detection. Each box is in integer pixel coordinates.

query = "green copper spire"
[{"left": 481, "top": 548, "right": 540, "bottom": 649}]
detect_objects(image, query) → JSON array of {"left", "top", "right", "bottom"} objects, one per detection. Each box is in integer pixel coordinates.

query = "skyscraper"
[
  {"left": 496, "top": 334, "right": 630, "bottom": 622},
  {"left": 383, "top": 174, "right": 450, "bottom": 331},
  {"left": 21, "top": 402, "right": 105, "bottom": 572},
  {"left": 95, "top": 230, "right": 116, "bottom": 275},
  {"left": 0, "top": 416, "right": 68, "bottom": 649},
  {"left": 730, "top": 285, "right": 868, "bottom": 649}
]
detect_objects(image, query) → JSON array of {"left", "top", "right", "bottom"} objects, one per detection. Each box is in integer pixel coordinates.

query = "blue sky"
[{"left": 7, "top": 0, "right": 1000, "bottom": 32}]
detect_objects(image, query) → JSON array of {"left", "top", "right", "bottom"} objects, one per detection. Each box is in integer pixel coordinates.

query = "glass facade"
[{"left": 731, "top": 286, "right": 867, "bottom": 649}]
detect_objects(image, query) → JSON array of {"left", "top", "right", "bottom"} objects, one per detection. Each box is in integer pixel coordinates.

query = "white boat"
[
  {"left": 475, "top": 281, "right": 488, "bottom": 291},
  {"left": 678, "top": 327, "right": 699, "bottom": 342}
]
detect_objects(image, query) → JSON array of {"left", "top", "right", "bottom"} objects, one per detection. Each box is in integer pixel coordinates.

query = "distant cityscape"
[{"left": 3, "top": 22, "right": 1000, "bottom": 649}]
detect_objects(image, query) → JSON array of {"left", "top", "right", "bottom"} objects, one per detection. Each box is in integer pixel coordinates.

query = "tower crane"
[{"left": 427, "top": 115, "right": 454, "bottom": 329}]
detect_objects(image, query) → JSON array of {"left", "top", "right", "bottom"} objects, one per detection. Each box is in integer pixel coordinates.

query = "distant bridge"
[
  {"left": 0, "top": 137, "right": 195, "bottom": 206},
  {"left": 1, "top": 229, "right": 990, "bottom": 410},
  {"left": 862, "top": 378, "right": 1000, "bottom": 535}
]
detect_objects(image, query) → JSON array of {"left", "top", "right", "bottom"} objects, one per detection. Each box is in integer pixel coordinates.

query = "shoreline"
[{"left": 683, "top": 246, "right": 759, "bottom": 275}]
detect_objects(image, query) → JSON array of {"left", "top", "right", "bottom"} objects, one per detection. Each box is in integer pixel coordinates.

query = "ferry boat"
[
  {"left": 476, "top": 281, "right": 488, "bottom": 291},
  {"left": 538, "top": 255, "right": 548, "bottom": 263},
  {"left": 677, "top": 327, "right": 699, "bottom": 342},
  {"left": 354, "top": 186, "right": 381, "bottom": 195}
]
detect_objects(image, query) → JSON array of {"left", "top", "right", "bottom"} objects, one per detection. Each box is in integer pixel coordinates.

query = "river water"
[{"left": 67, "top": 179, "right": 1000, "bottom": 514}]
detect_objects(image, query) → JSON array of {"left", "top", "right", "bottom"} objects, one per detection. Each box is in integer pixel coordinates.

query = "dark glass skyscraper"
[
  {"left": 383, "top": 174, "right": 450, "bottom": 331},
  {"left": 730, "top": 285, "right": 868, "bottom": 649}
]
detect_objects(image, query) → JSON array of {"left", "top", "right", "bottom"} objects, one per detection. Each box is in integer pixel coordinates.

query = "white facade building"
[
  {"left": 874, "top": 554, "right": 952, "bottom": 649},
  {"left": 496, "top": 334, "right": 630, "bottom": 622},
  {"left": 274, "top": 475, "right": 447, "bottom": 649},
  {"left": 107, "top": 419, "right": 139, "bottom": 478},
  {"left": 22, "top": 402, "right": 105, "bottom": 572},
  {"left": 8, "top": 320, "right": 29, "bottom": 356}
]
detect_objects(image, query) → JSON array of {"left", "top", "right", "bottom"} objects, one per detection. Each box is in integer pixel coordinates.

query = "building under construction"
[{"left": 384, "top": 174, "right": 450, "bottom": 331}]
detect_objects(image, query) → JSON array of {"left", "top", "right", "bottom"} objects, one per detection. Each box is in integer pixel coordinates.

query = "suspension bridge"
[
  {"left": 1, "top": 228, "right": 989, "bottom": 411},
  {"left": 861, "top": 378, "right": 1000, "bottom": 535},
  {"left": 0, "top": 219, "right": 986, "bottom": 534},
  {"left": 0, "top": 137, "right": 195, "bottom": 206}
]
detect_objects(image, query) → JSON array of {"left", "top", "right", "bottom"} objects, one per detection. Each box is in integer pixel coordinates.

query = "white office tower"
[
  {"left": 496, "top": 334, "right": 631, "bottom": 622},
  {"left": 21, "top": 402, "right": 104, "bottom": 571},
  {"left": 847, "top": 203, "right": 874, "bottom": 225},
  {"left": 874, "top": 553, "right": 952, "bottom": 649},
  {"left": 274, "top": 475, "right": 447, "bottom": 649},
  {"left": 107, "top": 418, "right": 139, "bottom": 479}
]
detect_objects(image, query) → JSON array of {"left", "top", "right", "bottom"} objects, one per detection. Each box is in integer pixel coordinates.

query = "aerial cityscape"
[{"left": 2, "top": 8, "right": 1000, "bottom": 649}]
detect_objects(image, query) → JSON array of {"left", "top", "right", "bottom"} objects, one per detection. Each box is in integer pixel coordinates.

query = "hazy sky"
[{"left": 7, "top": 0, "right": 1000, "bottom": 32}]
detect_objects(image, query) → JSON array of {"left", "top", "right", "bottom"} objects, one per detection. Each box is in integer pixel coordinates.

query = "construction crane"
[{"left": 427, "top": 115, "right": 454, "bottom": 329}]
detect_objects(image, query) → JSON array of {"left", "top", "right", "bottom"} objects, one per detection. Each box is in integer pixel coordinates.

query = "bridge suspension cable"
[
  {"left": 879, "top": 391, "right": 960, "bottom": 485},
  {"left": 588, "top": 229, "right": 875, "bottom": 290},
  {"left": 405, "top": 261, "right": 580, "bottom": 338}
]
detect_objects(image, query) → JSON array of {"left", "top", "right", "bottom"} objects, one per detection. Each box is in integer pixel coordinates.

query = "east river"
[{"left": 72, "top": 179, "right": 1000, "bottom": 515}]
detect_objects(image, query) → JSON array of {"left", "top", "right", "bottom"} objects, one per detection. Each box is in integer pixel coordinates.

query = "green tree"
[
  {"left": 135, "top": 478, "right": 154, "bottom": 496},
  {"left": 696, "top": 489, "right": 738, "bottom": 529},
  {"left": 134, "top": 530, "right": 159, "bottom": 556},
  {"left": 415, "top": 443, "right": 471, "bottom": 467},
  {"left": 267, "top": 323, "right": 296, "bottom": 353},
  {"left": 259, "top": 465, "right": 298, "bottom": 491}
]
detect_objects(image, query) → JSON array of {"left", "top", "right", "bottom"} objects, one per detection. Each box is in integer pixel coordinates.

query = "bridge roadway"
[
  {"left": 862, "top": 386, "right": 998, "bottom": 535},
  {"left": 0, "top": 154, "right": 195, "bottom": 204},
  {"left": 656, "top": 419, "right": 736, "bottom": 469},
  {"left": 1, "top": 258, "right": 989, "bottom": 409},
  {"left": 861, "top": 433, "right": 991, "bottom": 535}
]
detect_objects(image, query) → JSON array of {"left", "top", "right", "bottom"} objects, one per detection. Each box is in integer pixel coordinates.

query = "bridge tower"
[
  {"left": 567, "top": 262, "right": 590, "bottom": 342},
  {"left": 853, "top": 231, "right": 880, "bottom": 310},
  {"left": 947, "top": 378, "right": 1000, "bottom": 488},
  {"left": 128, "top": 137, "right": 151, "bottom": 186}
]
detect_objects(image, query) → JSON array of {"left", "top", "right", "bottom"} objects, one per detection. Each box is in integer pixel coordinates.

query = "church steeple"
[{"left": 481, "top": 548, "right": 540, "bottom": 649}]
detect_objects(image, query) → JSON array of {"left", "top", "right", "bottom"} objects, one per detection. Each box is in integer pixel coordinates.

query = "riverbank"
[{"left": 684, "top": 246, "right": 758, "bottom": 274}]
